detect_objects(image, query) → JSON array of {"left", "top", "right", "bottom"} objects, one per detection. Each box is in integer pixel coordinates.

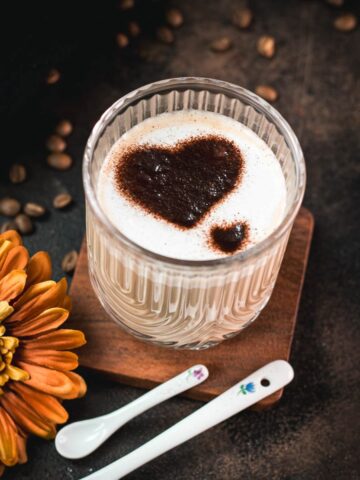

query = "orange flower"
[{"left": 0, "top": 230, "right": 86, "bottom": 475}]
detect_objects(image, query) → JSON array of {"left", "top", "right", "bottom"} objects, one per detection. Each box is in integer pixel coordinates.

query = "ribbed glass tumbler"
[{"left": 83, "top": 77, "right": 306, "bottom": 350}]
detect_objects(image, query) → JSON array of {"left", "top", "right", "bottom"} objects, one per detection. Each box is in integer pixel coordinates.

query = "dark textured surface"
[{"left": 1, "top": 0, "right": 359, "bottom": 479}]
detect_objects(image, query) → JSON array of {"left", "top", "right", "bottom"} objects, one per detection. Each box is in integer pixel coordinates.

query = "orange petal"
[
  {"left": 8, "top": 278, "right": 67, "bottom": 324},
  {"left": 16, "top": 361, "right": 75, "bottom": 399},
  {"left": 12, "top": 280, "right": 55, "bottom": 310},
  {"left": 61, "top": 371, "right": 87, "bottom": 399},
  {"left": 16, "top": 349, "right": 79, "bottom": 371},
  {"left": 0, "top": 246, "right": 29, "bottom": 279},
  {"left": 0, "top": 270, "right": 26, "bottom": 302},
  {"left": 16, "top": 434, "right": 27, "bottom": 464},
  {"left": 10, "top": 383, "right": 68, "bottom": 424},
  {"left": 9, "top": 308, "right": 69, "bottom": 337},
  {"left": 0, "top": 392, "right": 55, "bottom": 439},
  {"left": 62, "top": 295, "right": 72, "bottom": 311},
  {"left": 0, "top": 241, "right": 14, "bottom": 274},
  {"left": 25, "top": 252, "right": 52, "bottom": 288},
  {"left": 0, "top": 231, "right": 22, "bottom": 247},
  {"left": 0, "top": 408, "right": 18, "bottom": 466},
  {"left": 22, "top": 329, "right": 86, "bottom": 350}
]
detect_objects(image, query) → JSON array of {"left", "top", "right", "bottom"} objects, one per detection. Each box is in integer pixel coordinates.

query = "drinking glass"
[{"left": 83, "top": 77, "right": 306, "bottom": 349}]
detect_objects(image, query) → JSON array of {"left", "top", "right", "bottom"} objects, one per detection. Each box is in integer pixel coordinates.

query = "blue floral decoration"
[{"left": 238, "top": 382, "right": 255, "bottom": 395}]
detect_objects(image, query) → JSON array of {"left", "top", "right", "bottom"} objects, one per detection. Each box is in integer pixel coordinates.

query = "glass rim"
[{"left": 83, "top": 77, "right": 306, "bottom": 268}]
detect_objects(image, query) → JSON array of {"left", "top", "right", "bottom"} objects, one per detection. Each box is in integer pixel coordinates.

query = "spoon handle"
[
  {"left": 110, "top": 364, "right": 209, "bottom": 423},
  {"left": 80, "top": 360, "right": 294, "bottom": 480}
]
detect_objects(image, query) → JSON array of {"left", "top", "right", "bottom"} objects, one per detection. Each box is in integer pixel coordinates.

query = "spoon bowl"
[{"left": 55, "top": 365, "right": 209, "bottom": 459}]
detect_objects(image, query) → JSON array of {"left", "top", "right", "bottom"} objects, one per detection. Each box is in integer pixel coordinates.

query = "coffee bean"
[
  {"left": 334, "top": 13, "right": 357, "bottom": 32},
  {"left": 24, "top": 202, "right": 46, "bottom": 218},
  {"left": 116, "top": 33, "right": 129, "bottom": 48},
  {"left": 255, "top": 85, "right": 278, "bottom": 102},
  {"left": 14, "top": 214, "right": 33, "bottom": 235},
  {"left": 166, "top": 8, "right": 184, "bottom": 28},
  {"left": 210, "top": 36, "right": 233, "bottom": 52},
  {"left": 53, "top": 193, "right": 73, "bottom": 209},
  {"left": 9, "top": 164, "right": 26, "bottom": 184},
  {"left": 156, "top": 26, "right": 175, "bottom": 44},
  {"left": 326, "top": 0, "right": 344, "bottom": 6},
  {"left": 119, "top": 0, "right": 134, "bottom": 10},
  {"left": 0, "top": 220, "right": 18, "bottom": 233},
  {"left": 46, "top": 68, "right": 60, "bottom": 85},
  {"left": 47, "top": 153, "right": 72, "bottom": 170},
  {"left": 46, "top": 134, "right": 66, "bottom": 153},
  {"left": 0, "top": 198, "right": 21, "bottom": 217},
  {"left": 61, "top": 250, "right": 78, "bottom": 274},
  {"left": 55, "top": 120, "right": 73, "bottom": 137},
  {"left": 232, "top": 8, "right": 253, "bottom": 29},
  {"left": 128, "top": 21, "right": 141, "bottom": 37},
  {"left": 257, "top": 35, "right": 276, "bottom": 58}
]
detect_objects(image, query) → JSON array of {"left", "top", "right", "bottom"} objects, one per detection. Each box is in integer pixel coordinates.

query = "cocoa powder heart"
[{"left": 114, "top": 135, "right": 243, "bottom": 228}]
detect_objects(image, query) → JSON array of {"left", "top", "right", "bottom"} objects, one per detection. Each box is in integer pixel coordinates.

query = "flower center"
[{"left": 0, "top": 301, "right": 29, "bottom": 393}]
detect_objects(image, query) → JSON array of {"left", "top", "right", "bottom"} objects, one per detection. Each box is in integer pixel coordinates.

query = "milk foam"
[{"left": 97, "top": 110, "right": 286, "bottom": 260}]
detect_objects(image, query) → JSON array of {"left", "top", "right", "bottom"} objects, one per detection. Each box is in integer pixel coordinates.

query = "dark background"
[{"left": 1, "top": 0, "right": 360, "bottom": 478}]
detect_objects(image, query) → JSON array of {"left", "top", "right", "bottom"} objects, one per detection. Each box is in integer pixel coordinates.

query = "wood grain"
[{"left": 69, "top": 207, "right": 314, "bottom": 409}]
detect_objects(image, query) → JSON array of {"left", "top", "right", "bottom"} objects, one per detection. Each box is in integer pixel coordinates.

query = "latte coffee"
[
  {"left": 84, "top": 79, "right": 305, "bottom": 349},
  {"left": 98, "top": 110, "right": 286, "bottom": 260}
]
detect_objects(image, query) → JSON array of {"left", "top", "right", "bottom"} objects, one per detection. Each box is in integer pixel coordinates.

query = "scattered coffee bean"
[
  {"left": 326, "top": 0, "right": 344, "bottom": 6},
  {"left": 46, "top": 134, "right": 66, "bottom": 153},
  {"left": 210, "top": 36, "right": 233, "bottom": 52},
  {"left": 0, "top": 220, "right": 18, "bottom": 233},
  {"left": 116, "top": 33, "right": 129, "bottom": 48},
  {"left": 166, "top": 8, "right": 184, "bottom": 28},
  {"left": 128, "top": 21, "right": 141, "bottom": 37},
  {"left": 255, "top": 85, "right": 278, "bottom": 102},
  {"left": 156, "top": 26, "right": 175, "bottom": 44},
  {"left": 24, "top": 202, "right": 46, "bottom": 218},
  {"left": 47, "top": 153, "right": 72, "bottom": 170},
  {"left": 61, "top": 250, "right": 78, "bottom": 274},
  {"left": 257, "top": 35, "right": 276, "bottom": 58},
  {"left": 53, "top": 193, "right": 73, "bottom": 209},
  {"left": 119, "top": 0, "right": 134, "bottom": 10},
  {"left": 14, "top": 214, "right": 33, "bottom": 235},
  {"left": 55, "top": 120, "right": 73, "bottom": 137},
  {"left": 232, "top": 8, "right": 253, "bottom": 29},
  {"left": 9, "top": 164, "right": 26, "bottom": 184},
  {"left": 0, "top": 198, "right": 21, "bottom": 217},
  {"left": 334, "top": 13, "right": 357, "bottom": 32},
  {"left": 46, "top": 68, "right": 60, "bottom": 85}
]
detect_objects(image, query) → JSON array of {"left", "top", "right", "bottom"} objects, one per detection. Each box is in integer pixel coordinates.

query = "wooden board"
[{"left": 69, "top": 207, "right": 314, "bottom": 409}]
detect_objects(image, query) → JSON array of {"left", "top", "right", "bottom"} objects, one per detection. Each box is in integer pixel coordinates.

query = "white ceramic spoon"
[
  {"left": 79, "top": 360, "right": 294, "bottom": 480},
  {"left": 55, "top": 364, "right": 208, "bottom": 459}
]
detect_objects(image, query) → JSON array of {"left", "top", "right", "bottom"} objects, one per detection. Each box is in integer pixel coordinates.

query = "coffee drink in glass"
[{"left": 83, "top": 78, "right": 305, "bottom": 349}]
